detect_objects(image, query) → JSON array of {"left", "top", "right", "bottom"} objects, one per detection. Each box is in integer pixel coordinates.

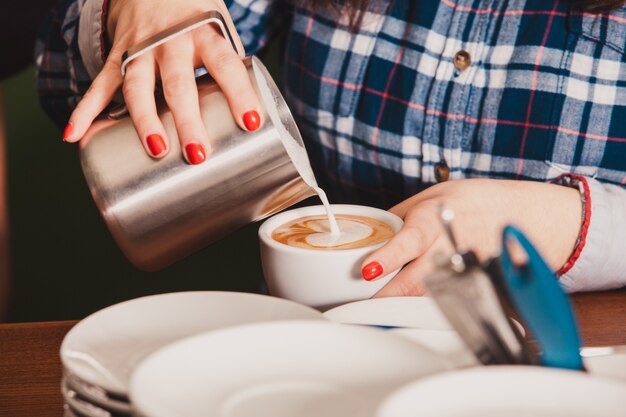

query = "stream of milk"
[
  {"left": 254, "top": 60, "right": 345, "bottom": 241},
  {"left": 280, "top": 135, "right": 372, "bottom": 247}
]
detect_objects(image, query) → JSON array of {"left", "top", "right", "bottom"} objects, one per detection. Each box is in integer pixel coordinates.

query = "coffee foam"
[
  {"left": 272, "top": 214, "right": 395, "bottom": 250},
  {"left": 305, "top": 219, "right": 373, "bottom": 247}
]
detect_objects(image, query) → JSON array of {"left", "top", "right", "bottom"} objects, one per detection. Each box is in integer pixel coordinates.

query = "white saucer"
[
  {"left": 376, "top": 366, "right": 626, "bottom": 417},
  {"left": 61, "top": 291, "right": 324, "bottom": 395},
  {"left": 323, "top": 297, "right": 454, "bottom": 329},
  {"left": 583, "top": 346, "right": 626, "bottom": 382},
  {"left": 324, "top": 297, "right": 477, "bottom": 365},
  {"left": 130, "top": 320, "right": 451, "bottom": 417}
]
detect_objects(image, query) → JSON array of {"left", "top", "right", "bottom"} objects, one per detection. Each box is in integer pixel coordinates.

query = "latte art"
[{"left": 272, "top": 215, "right": 395, "bottom": 250}]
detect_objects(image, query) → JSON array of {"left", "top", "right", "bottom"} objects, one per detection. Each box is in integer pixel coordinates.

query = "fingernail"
[
  {"left": 63, "top": 122, "right": 74, "bottom": 141},
  {"left": 146, "top": 134, "right": 167, "bottom": 157},
  {"left": 185, "top": 142, "right": 206, "bottom": 165},
  {"left": 242, "top": 110, "right": 261, "bottom": 131},
  {"left": 362, "top": 261, "right": 383, "bottom": 281}
]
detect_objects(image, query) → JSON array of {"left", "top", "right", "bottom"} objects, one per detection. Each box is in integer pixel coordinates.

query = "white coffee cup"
[{"left": 258, "top": 204, "right": 404, "bottom": 310}]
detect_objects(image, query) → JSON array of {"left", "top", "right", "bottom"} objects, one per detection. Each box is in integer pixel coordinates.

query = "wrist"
[
  {"left": 550, "top": 175, "right": 590, "bottom": 277},
  {"left": 507, "top": 180, "right": 582, "bottom": 271}
]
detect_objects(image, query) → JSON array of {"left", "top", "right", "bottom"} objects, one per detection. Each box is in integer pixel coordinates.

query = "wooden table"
[{"left": 1, "top": 290, "right": 625, "bottom": 417}]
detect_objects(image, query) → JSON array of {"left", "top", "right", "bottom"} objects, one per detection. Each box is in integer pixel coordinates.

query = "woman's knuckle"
[
  {"left": 106, "top": 48, "right": 124, "bottom": 65},
  {"left": 400, "top": 227, "right": 423, "bottom": 255},
  {"left": 397, "top": 278, "right": 423, "bottom": 297},
  {"left": 211, "top": 50, "right": 240, "bottom": 73},
  {"left": 122, "top": 79, "right": 138, "bottom": 99},
  {"left": 196, "top": 24, "right": 220, "bottom": 41},
  {"left": 163, "top": 73, "right": 189, "bottom": 98},
  {"left": 159, "top": 37, "right": 193, "bottom": 61}
]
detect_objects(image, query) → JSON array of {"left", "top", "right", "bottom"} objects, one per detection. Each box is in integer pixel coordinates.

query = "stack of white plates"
[
  {"left": 60, "top": 291, "right": 325, "bottom": 417},
  {"left": 56, "top": 294, "right": 516, "bottom": 416},
  {"left": 60, "top": 292, "right": 626, "bottom": 416},
  {"left": 62, "top": 373, "right": 131, "bottom": 417},
  {"left": 128, "top": 320, "right": 451, "bottom": 417}
]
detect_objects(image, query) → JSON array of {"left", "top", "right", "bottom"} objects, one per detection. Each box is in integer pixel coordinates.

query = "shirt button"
[
  {"left": 454, "top": 50, "right": 471, "bottom": 72},
  {"left": 435, "top": 161, "right": 450, "bottom": 182}
]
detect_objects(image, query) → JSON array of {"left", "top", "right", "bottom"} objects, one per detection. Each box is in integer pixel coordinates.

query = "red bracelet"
[{"left": 550, "top": 174, "right": 591, "bottom": 277}]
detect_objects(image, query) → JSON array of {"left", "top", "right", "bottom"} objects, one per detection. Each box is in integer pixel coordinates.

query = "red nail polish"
[
  {"left": 63, "top": 122, "right": 74, "bottom": 141},
  {"left": 146, "top": 134, "right": 167, "bottom": 157},
  {"left": 242, "top": 110, "right": 261, "bottom": 131},
  {"left": 362, "top": 261, "right": 383, "bottom": 281},
  {"left": 185, "top": 143, "right": 206, "bottom": 165}
]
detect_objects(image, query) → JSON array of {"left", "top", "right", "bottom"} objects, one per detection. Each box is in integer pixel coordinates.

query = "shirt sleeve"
[
  {"left": 559, "top": 178, "right": 626, "bottom": 292},
  {"left": 35, "top": 0, "right": 91, "bottom": 129},
  {"left": 35, "top": 0, "right": 284, "bottom": 128}
]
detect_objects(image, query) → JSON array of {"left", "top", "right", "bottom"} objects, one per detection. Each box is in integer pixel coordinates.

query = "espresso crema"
[{"left": 272, "top": 214, "right": 395, "bottom": 250}]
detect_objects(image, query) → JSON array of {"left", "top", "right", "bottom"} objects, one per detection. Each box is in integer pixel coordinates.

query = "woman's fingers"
[
  {"left": 158, "top": 37, "right": 208, "bottom": 164},
  {"left": 123, "top": 56, "right": 169, "bottom": 158},
  {"left": 196, "top": 25, "right": 262, "bottom": 132},
  {"left": 373, "top": 250, "right": 437, "bottom": 297},
  {"left": 67, "top": 4, "right": 257, "bottom": 166},
  {"left": 361, "top": 201, "right": 441, "bottom": 281},
  {"left": 64, "top": 57, "right": 122, "bottom": 142}
]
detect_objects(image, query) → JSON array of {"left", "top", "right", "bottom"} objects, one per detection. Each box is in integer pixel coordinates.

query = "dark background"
[
  {"left": 4, "top": 67, "right": 266, "bottom": 321},
  {"left": 1, "top": 1, "right": 286, "bottom": 322}
]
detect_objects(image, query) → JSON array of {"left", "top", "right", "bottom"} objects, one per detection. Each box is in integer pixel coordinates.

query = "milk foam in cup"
[
  {"left": 271, "top": 214, "right": 395, "bottom": 250},
  {"left": 259, "top": 204, "right": 404, "bottom": 310}
]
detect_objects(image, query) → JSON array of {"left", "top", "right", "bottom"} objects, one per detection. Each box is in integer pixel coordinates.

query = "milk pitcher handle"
[{"left": 120, "top": 10, "right": 241, "bottom": 76}]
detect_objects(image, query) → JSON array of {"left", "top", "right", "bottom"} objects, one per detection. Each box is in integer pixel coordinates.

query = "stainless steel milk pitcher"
[{"left": 79, "top": 12, "right": 316, "bottom": 270}]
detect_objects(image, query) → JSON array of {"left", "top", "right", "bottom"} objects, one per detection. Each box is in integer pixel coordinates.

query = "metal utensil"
[
  {"left": 79, "top": 12, "right": 316, "bottom": 270},
  {"left": 424, "top": 207, "right": 531, "bottom": 365}
]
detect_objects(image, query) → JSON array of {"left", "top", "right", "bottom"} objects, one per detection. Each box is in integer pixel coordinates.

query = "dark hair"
[
  {"left": 570, "top": 0, "right": 626, "bottom": 12},
  {"left": 297, "top": 0, "right": 374, "bottom": 28},
  {"left": 302, "top": 0, "right": 626, "bottom": 10},
  {"left": 300, "top": 0, "right": 626, "bottom": 27}
]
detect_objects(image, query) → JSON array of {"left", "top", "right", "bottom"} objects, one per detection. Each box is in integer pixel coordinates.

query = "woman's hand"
[
  {"left": 360, "top": 179, "right": 583, "bottom": 296},
  {"left": 63, "top": 0, "right": 262, "bottom": 164}
]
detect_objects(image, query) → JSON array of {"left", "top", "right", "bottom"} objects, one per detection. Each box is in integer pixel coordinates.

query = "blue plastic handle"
[{"left": 500, "top": 226, "right": 583, "bottom": 370}]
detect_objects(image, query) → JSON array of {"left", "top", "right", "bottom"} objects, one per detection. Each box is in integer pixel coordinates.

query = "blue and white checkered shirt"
[{"left": 36, "top": 0, "right": 626, "bottom": 291}]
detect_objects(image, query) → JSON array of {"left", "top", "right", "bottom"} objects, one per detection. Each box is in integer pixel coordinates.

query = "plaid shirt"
[{"left": 36, "top": 0, "right": 626, "bottom": 290}]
